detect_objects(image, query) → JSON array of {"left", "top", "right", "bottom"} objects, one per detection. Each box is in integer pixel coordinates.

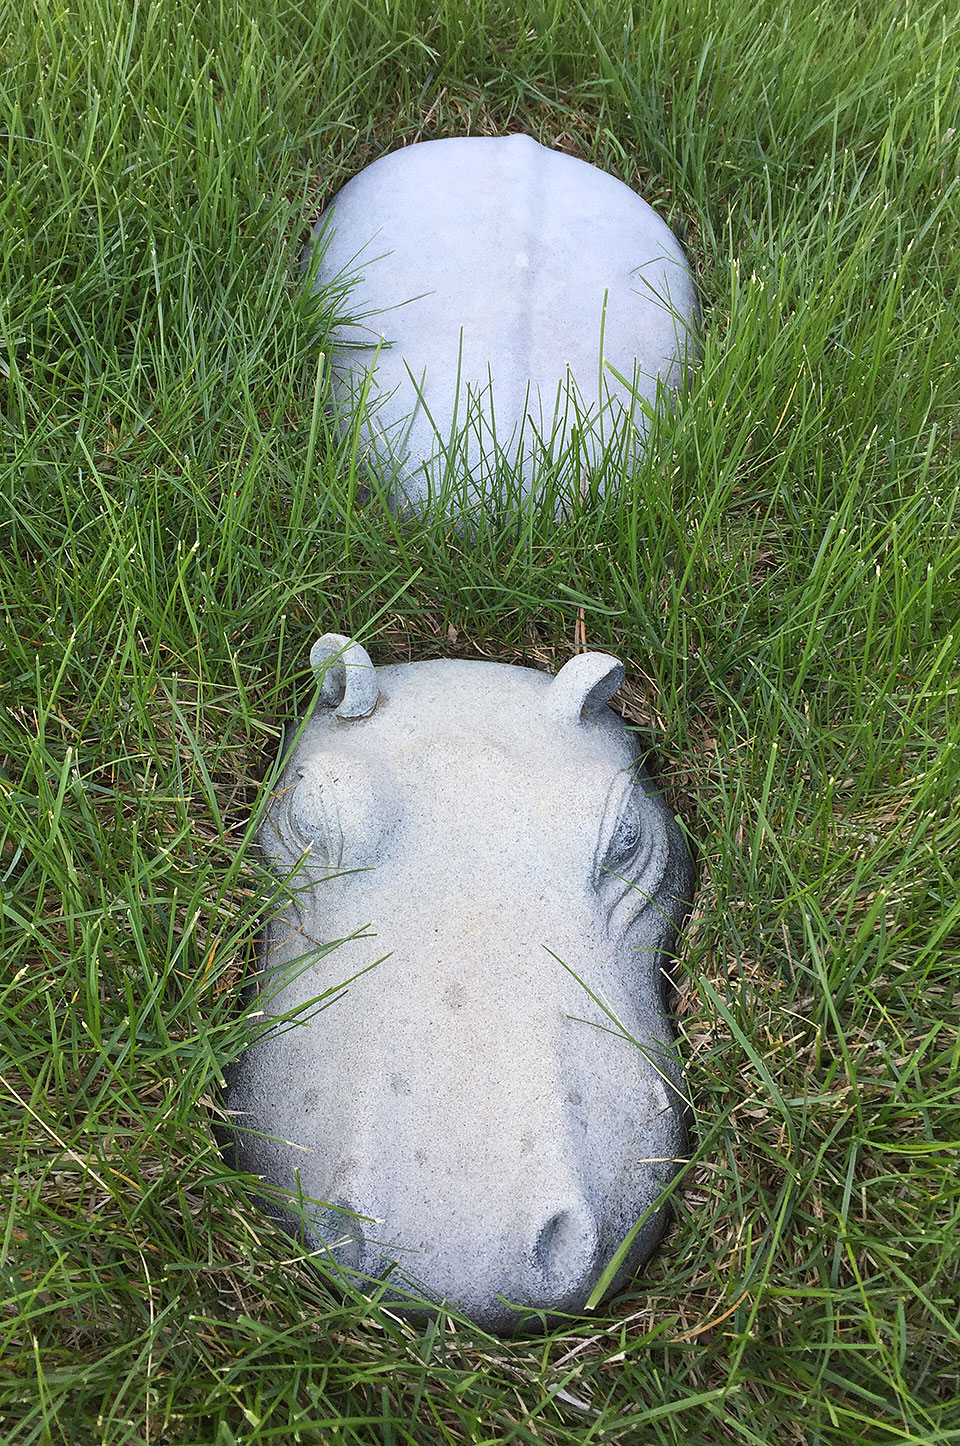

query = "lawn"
[{"left": 1, "top": 0, "right": 958, "bottom": 1441}]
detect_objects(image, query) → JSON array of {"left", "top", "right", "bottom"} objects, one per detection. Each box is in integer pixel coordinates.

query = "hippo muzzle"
[{"left": 226, "top": 636, "right": 693, "bottom": 1331}]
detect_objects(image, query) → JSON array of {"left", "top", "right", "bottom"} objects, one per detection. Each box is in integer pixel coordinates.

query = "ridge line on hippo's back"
[{"left": 225, "top": 634, "right": 694, "bottom": 1332}]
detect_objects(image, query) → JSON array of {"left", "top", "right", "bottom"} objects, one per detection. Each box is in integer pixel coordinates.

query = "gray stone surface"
[
  {"left": 226, "top": 636, "right": 694, "bottom": 1331},
  {"left": 306, "top": 135, "right": 698, "bottom": 512}
]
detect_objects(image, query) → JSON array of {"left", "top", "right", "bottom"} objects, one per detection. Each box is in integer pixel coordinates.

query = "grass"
[{"left": 1, "top": 0, "right": 959, "bottom": 1439}]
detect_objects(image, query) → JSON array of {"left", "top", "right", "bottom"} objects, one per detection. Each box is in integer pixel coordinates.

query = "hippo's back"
[{"left": 308, "top": 135, "right": 698, "bottom": 510}]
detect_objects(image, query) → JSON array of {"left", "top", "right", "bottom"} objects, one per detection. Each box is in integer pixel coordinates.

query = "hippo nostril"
[{"left": 533, "top": 1206, "right": 599, "bottom": 1289}]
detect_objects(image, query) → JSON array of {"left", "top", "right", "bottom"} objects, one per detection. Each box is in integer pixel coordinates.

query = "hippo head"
[{"left": 226, "top": 636, "right": 693, "bottom": 1331}]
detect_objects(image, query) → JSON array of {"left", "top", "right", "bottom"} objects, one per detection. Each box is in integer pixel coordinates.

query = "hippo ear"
[
  {"left": 549, "top": 652, "right": 625, "bottom": 721},
  {"left": 309, "top": 634, "right": 380, "bottom": 720}
]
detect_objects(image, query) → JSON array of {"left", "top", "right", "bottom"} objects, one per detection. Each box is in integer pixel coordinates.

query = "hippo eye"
[
  {"left": 604, "top": 802, "right": 642, "bottom": 870},
  {"left": 270, "top": 756, "right": 398, "bottom": 873},
  {"left": 594, "top": 771, "right": 664, "bottom": 890}
]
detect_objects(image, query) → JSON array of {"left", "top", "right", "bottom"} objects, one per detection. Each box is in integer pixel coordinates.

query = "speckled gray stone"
[
  {"left": 226, "top": 637, "right": 694, "bottom": 1331},
  {"left": 306, "top": 135, "right": 698, "bottom": 512}
]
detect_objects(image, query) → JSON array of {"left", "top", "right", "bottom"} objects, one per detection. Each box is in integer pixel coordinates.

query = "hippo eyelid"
[
  {"left": 594, "top": 772, "right": 644, "bottom": 881},
  {"left": 280, "top": 773, "right": 344, "bottom": 868}
]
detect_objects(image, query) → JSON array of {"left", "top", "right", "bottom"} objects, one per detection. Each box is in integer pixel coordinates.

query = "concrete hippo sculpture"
[
  {"left": 307, "top": 135, "right": 698, "bottom": 512},
  {"left": 226, "top": 636, "right": 693, "bottom": 1331}
]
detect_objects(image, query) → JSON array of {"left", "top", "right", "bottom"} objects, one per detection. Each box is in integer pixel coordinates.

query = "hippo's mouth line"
[{"left": 546, "top": 947, "right": 692, "bottom": 1110}]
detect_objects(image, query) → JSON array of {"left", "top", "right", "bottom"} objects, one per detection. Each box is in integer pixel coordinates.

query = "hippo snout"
[
  {"left": 312, "top": 1183, "right": 606, "bottom": 1330},
  {"left": 226, "top": 639, "right": 693, "bottom": 1329}
]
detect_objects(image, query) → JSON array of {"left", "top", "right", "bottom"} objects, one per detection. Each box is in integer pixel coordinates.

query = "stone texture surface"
[
  {"left": 226, "top": 636, "right": 694, "bottom": 1331},
  {"left": 306, "top": 135, "right": 698, "bottom": 511}
]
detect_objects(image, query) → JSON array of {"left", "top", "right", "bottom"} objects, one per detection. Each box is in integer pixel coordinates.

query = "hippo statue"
[
  {"left": 307, "top": 135, "right": 698, "bottom": 512},
  {"left": 226, "top": 635, "right": 694, "bottom": 1331}
]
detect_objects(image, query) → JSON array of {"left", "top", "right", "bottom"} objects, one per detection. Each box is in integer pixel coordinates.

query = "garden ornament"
[
  {"left": 226, "top": 636, "right": 694, "bottom": 1331},
  {"left": 306, "top": 134, "right": 698, "bottom": 512}
]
